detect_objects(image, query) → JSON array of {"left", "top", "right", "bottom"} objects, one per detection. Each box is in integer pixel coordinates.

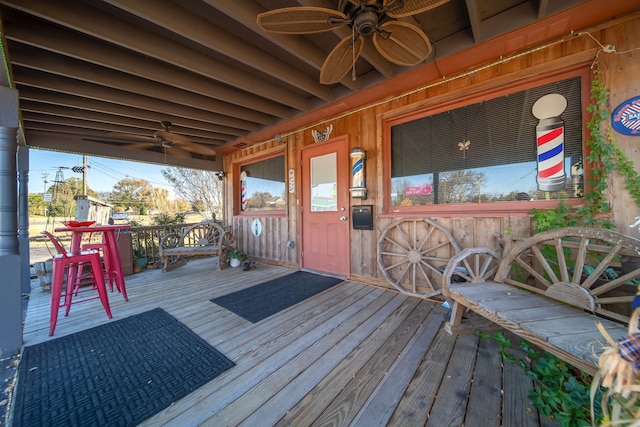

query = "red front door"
[{"left": 300, "top": 136, "right": 350, "bottom": 277}]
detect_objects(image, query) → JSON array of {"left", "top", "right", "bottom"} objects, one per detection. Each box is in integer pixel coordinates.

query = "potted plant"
[
  {"left": 228, "top": 248, "right": 247, "bottom": 268},
  {"left": 133, "top": 247, "right": 148, "bottom": 270}
]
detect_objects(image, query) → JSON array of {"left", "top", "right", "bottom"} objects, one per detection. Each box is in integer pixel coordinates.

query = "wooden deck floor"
[{"left": 20, "top": 258, "right": 559, "bottom": 426}]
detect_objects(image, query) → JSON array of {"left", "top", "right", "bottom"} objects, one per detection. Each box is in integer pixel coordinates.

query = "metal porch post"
[{"left": 18, "top": 145, "right": 30, "bottom": 293}]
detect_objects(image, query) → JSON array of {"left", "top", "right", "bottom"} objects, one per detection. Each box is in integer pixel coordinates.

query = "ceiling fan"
[
  {"left": 104, "top": 121, "right": 217, "bottom": 159},
  {"left": 257, "top": 0, "right": 449, "bottom": 85}
]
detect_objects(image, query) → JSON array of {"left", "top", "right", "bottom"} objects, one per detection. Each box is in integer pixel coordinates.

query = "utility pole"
[
  {"left": 83, "top": 155, "right": 87, "bottom": 194},
  {"left": 41, "top": 172, "right": 49, "bottom": 193}
]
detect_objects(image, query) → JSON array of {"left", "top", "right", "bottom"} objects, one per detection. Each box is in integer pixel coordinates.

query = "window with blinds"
[{"left": 389, "top": 76, "right": 583, "bottom": 208}]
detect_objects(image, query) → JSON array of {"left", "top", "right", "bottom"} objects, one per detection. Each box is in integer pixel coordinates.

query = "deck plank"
[
  {"left": 294, "top": 297, "right": 429, "bottom": 427},
  {"left": 273, "top": 294, "right": 418, "bottom": 426},
  {"left": 387, "top": 327, "right": 457, "bottom": 426},
  {"left": 464, "top": 337, "right": 503, "bottom": 427},
  {"left": 426, "top": 333, "right": 479, "bottom": 426},
  {"left": 350, "top": 308, "right": 443, "bottom": 427},
  {"left": 16, "top": 258, "right": 558, "bottom": 427}
]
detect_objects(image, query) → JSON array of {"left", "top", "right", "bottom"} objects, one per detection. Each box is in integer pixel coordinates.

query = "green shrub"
[{"left": 488, "top": 331, "right": 601, "bottom": 426}]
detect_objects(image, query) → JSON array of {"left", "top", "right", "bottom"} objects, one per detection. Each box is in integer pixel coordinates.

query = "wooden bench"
[
  {"left": 441, "top": 227, "right": 640, "bottom": 375},
  {"left": 159, "top": 221, "right": 231, "bottom": 272}
]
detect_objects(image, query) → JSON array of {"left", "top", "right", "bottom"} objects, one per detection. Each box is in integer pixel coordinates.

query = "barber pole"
[
  {"left": 351, "top": 148, "right": 365, "bottom": 189},
  {"left": 532, "top": 94, "right": 568, "bottom": 192},
  {"left": 349, "top": 147, "right": 367, "bottom": 198},
  {"left": 240, "top": 171, "right": 248, "bottom": 211}
]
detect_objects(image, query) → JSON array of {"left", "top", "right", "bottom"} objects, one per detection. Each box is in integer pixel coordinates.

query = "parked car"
[{"left": 111, "top": 212, "right": 130, "bottom": 220}]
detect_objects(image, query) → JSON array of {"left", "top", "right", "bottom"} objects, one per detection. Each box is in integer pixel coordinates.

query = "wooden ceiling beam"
[
  {"left": 19, "top": 102, "right": 234, "bottom": 143},
  {"left": 23, "top": 130, "right": 223, "bottom": 170},
  {"left": 18, "top": 87, "right": 245, "bottom": 137},
  {"left": 2, "top": 0, "right": 312, "bottom": 111},
  {"left": 4, "top": 19, "right": 290, "bottom": 121},
  {"left": 104, "top": 0, "right": 334, "bottom": 102},
  {"left": 14, "top": 71, "right": 257, "bottom": 136},
  {"left": 21, "top": 113, "right": 227, "bottom": 145}
]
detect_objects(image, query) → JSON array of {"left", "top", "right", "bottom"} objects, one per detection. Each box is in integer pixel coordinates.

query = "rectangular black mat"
[
  {"left": 12, "top": 308, "right": 235, "bottom": 427},
  {"left": 211, "top": 271, "right": 343, "bottom": 323}
]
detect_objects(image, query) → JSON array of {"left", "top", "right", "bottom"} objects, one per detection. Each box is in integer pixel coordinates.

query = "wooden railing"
[{"left": 129, "top": 223, "right": 198, "bottom": 264}]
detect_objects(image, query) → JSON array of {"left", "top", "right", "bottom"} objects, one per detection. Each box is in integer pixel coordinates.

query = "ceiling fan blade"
[
  {"left": 373, "top": 21, "right": 431, "bottom": 66},
  {"left": 178, "top": 142, "right": 217, "bottom": 156},
  {"left": 155, "top": 130, "right": 190, "bottom": 145},
  {"left": 320, "top": 35, "right": 364, "bottom": 85},
  {"left": 165, "top": 145, "right": 193, "bottom": 159},
  {"left": 257, "top": 7, "right": 348, "bottom": 34},
  {"left": 385, "top": 0, "right": 450, "bottom": 18}
]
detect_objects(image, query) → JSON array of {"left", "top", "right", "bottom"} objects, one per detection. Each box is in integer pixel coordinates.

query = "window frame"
[
  {"left": 382, "top": 65, "right": 592, "bottom": 217},
  {"left": 233, "top": 149, "right": 287, "bottom": 217}
]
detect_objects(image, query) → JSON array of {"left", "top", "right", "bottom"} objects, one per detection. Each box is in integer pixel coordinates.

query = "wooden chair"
[{"left": 42, "top": 231, "right": 112, "bottom": 335}]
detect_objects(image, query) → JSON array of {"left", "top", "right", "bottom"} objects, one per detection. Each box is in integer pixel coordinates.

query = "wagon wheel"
[
  {"left": 159, "top": 233, "right": 183, "bottom": 269},
  {"left": 441, "top": 247, "right": 502, "bottom": 305},
  {"left": 377, "top": 218, "right": 460, "bottom": 298},
  {"left": 494, "top": 227, "right": 640, "bottom": 325}
]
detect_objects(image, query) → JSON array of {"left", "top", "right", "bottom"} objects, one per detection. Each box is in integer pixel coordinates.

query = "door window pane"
[{"left": 310, "top": 153, "right": 337, "bottom": 212}]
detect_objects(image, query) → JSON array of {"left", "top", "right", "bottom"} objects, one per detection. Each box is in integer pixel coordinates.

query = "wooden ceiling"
[{"left": 0, "top": 0, "right": 635, "bottom": 170}]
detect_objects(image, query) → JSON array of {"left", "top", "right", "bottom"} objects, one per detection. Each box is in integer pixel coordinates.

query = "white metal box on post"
[{"left": 74, "top": 195, "right": 113, "bottom": 224}]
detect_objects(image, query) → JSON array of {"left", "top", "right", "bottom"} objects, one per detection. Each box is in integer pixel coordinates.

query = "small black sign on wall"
[{"left": 352, "top": 205, "right": 373, "bottom": 230}]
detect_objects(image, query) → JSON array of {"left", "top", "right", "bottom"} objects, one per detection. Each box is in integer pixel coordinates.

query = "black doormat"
[
  {"left": 12, "top": 308, "right": 235, "bottom": 427},
  {"left": 211, "top": 271, "right": 343, "bottom": 323}
]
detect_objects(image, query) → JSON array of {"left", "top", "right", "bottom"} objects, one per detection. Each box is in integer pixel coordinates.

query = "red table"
[{"left": 55, "top": 224, "right": 131, "bottom": 301}]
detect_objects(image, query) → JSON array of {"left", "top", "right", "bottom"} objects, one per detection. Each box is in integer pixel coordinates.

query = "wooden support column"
[{"left": 0, "top": 85, "right": 22, "bottom": 357}]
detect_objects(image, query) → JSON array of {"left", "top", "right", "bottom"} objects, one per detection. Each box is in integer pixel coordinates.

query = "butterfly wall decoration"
[
  {"left": 458, "top": 140, "right": 471, "bottom": 158},
  {"left": 311, "top": 124, "right": 333, "bottom": 143}
]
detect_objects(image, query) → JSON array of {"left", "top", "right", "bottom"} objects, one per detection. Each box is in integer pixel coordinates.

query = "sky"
[{"left": 27, "top": 149, "right": 173, "bottom": 195}]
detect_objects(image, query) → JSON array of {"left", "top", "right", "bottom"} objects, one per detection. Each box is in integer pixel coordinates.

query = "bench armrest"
[
  {"left": 441, "top": 247, "right": 501, "bottom": 297},
  {"left": 159, "top": 232, "right": 182, "bottom": 254}
]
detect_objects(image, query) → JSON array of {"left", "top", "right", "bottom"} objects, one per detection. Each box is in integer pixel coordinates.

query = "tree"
[
  {"left": 110, "top": 177, "right": 153, "bottom": 211},
  {"left": 162, "top": 167, "right": 223, "bottom": 220},
  {"left": 28, "top": 193, "right": 46, "bottom": 216},
  {"left": 246, "top": 191, "right": 273, "bottom": 210},
  {"left": 149, "top": 187, "right": 171, "bottom": 212},
  {"left": 46, "top": 177, "right": 77, "bottom": 217},
  {"left": 438, "top": 170, "right": 486, "bottom": 204}
]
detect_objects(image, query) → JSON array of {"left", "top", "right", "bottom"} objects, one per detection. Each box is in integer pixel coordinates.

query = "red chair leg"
[
  {"left": 49, "top": 260, "right": 66, "bottom": 336},
  {"left": 90, "top": 255, "right": 112, "bottom": 319}
]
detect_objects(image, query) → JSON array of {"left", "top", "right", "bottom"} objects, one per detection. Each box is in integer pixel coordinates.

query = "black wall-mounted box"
[{"left": 352, "top": 205, "right": 373, "bottom": 230}]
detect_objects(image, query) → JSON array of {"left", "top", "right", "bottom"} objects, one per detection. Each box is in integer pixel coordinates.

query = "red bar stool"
[
  {"left": 82, "top": 241, "right": 113, "bottom": 288},
  {"left": 42, "top": 231, "right": 112, "bottom": 336},
  {"left": 82, "top": 233, "right": 114, "bottom": 291},
  {"left": 82, "top": 232, "right": 128, "bottom": 300}
]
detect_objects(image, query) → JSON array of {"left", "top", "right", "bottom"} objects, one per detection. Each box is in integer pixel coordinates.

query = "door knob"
[{"left": 339, "top": 216, "right": 347, "bottom": 221}]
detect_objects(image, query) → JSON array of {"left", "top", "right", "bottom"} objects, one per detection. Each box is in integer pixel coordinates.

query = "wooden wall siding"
[
  {"left": 599, "top": 16, "right": 640, "bottom": 236},
  {"left": 231, "top": 216, "right": 296, "bottom": 266},
  {"left": 223, "top": 15, "right": 639, "bottom": 286}
]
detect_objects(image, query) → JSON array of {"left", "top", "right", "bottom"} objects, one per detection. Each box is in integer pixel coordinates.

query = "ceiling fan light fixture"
[{"left": 354, "top": 10, "right": 378, "bottom": 35}]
